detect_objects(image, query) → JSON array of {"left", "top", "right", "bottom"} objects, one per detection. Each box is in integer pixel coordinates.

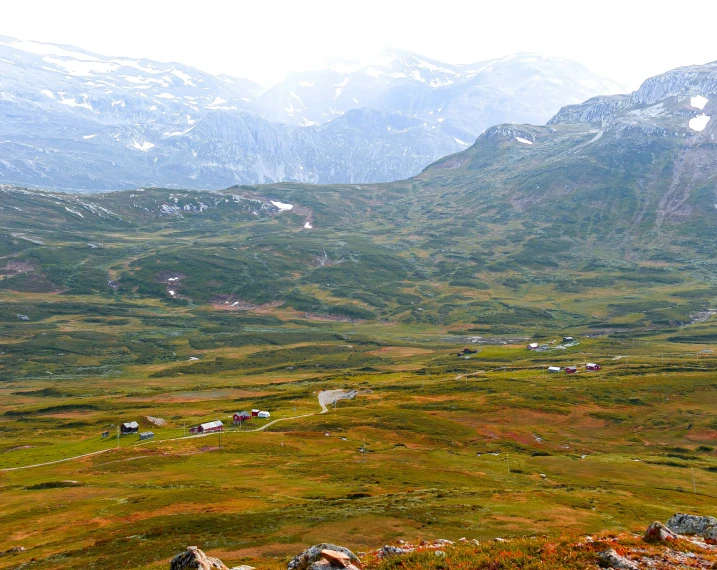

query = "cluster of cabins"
[
  {"left": 527, "top": 336, "right": 578, "bottom": 352},
  {"left": 232, "top": 409, "right": 270, "bottom": 423},
  {"left": 113, "top": 408, "right": 272, "bottom": 439},
  {"left": 548, "top": 363, "right": 601, "bottom": 374},
  {"left": 109, "top": 422, "right": 154, "bottom": 440}
]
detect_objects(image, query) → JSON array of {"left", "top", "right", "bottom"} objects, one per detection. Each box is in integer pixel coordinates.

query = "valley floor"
[{"left": 1, "top": 325, "right": 716, "bottom": 569}]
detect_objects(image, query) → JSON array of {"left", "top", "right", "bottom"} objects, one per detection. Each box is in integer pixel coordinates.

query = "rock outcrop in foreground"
[{"left": 170, "top": 514, "right": 717, "bottom": 570}]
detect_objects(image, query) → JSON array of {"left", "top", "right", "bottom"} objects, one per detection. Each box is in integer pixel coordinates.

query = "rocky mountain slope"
[{"left": 0, "top": 37, "right": 623, "bottom": 190}]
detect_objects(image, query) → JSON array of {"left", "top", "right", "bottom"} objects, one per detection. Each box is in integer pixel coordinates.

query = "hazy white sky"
[{"left": 1, "top": 0, "right": 716, "bottom": 89}]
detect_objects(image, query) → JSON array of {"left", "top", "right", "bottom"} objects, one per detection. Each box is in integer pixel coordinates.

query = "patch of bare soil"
[{"left": 0, "top": 260, "right": 35, "bottom": 275}]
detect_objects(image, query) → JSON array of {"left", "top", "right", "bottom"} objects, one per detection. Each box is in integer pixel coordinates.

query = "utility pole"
[
  {"left": 219, "top": 428, "right": 222, "bottom": 448},
  {"left": 692, "top": 468, "right": 697, "bottom": 494},
  {"left": 183, "top": 423, "right": 186, "bottom": 437}
]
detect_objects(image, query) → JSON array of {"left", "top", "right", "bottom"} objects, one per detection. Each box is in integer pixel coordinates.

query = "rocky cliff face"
[{"left": 550, "top": 61, "right": 717, "bottom": 128}]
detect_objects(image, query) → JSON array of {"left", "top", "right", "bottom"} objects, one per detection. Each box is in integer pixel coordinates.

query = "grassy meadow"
[{"left": 1, "top": 317, "right": 716, "bottom": 569}]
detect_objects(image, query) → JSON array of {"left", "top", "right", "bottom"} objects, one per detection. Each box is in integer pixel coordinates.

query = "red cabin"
[
  {"left": 189, "top": 420, "right": 224, "bottom": 434},
  {"left": 233, "top": 411, "right": 251, "bottom": 424},
  {"left": 565, "top": 366, "right": 578, "bottom": 374},
  {"left": 251, "top": 409, "right": 260, "bottom": 417},
  {"left": 586, "top": 363, "right": 601, "bottom": 371}
]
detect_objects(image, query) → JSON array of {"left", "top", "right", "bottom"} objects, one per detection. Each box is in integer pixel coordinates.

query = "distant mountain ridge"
[{"left": 0, "top": 36, "right": 625, "bottom": 191}]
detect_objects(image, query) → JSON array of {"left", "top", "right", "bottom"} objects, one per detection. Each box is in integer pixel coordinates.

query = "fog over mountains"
[{"left": 0, "top": 36, "right": 624, "bottom": 191}]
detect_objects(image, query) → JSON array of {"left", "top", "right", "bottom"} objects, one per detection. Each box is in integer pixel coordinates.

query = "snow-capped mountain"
[
  {"left": 0, "top": 37, "right": 626, "bottom": 191},
  {"left": 258, "top": 49, "right": 625, "bottom": 141}
]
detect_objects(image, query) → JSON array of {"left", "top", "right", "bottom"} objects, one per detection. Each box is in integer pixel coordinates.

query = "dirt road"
[{"left": 1, "top": 389, "right": 358, "bottom": 471}]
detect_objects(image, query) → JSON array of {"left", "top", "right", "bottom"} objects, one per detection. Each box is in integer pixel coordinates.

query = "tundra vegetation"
[
  {"left": 2, "top": 85, "right": 717, "bottom": 566},
  {"left": 0, "top": 184, "right": 716, "bottom": 569}
]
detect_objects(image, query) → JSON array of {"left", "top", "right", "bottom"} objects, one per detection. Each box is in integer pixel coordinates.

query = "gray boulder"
[
  {"left": 666, "top": 513, "right": 717, "bottom": 538},
  {"left": 288, "top": 544, "right": 360, "bottom": 570},
  {"left": 170, "top": 546, "right": 228, "bottom": 570},
  {"left": 643, "top": 521, "right": 678, "bottom": 542},
  {"left": 598, "top": 549, "right": 638, "bottom": 570},
  {"left": 377, "top": 545, "right": 414, "bottom": 558}
]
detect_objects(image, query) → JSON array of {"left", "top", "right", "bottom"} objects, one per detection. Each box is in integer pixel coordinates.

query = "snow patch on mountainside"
[
  {"left": 691, "top": 95, "right": 709, "bottom": 110},
  {"left": 132, "top": 140, "right": 155, "bottom": 151},
  {"left": 270, "top": 201, "right": 293, "bottom": 211},
  {"left": 59, "top": 96, "right": 93, "bottom": 110},
  {"left": 689, "top": 114, "right": 711, "bottom": 132},
  {"left": 171, "top": 69, "right": 195, "bottom": 86}
]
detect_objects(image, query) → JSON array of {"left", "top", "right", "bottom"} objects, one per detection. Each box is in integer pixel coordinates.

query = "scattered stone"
[
  {"left": 146, "top": 416, "right": 167, "bottom": 427},
  {"left": 377, "top": 545, "right": 413, "bottom": 558},
  {"left": 16, "top": 314, "right": 29, "bottom": 321},
  {"left": 434, "top": 550, "right": 445, "bottom": 557},
  {"left": 170, "top": 546, "right": 228, "bottom": 570},
  {"left": 320, "top": 549, "right": 350, "bottom": 568},
  {"left": 643, "top": 521, "right": 678, "bottom": 542},
  {"left": 229, "top": 566, "right": 255, "bottom": 570},
  {"left": 666, "top": 513, "right": 717, "bottom": 538},
  {"left": 598, "top": 549, "right": 638, "bottom": 570},
  {"left": 494, "top": 538, "right": 507, "bottom": 543},
  {"left": 434, "top": 539, "right": 454, "bottom": 545},
  {"left": 288, "top": 544, "right": 360, "bottom": 570}
]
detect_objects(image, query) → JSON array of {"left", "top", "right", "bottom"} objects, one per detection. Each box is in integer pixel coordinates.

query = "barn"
[
  {"left": 233, "top": 411, "right": 251, "bottom": 424},
  {"left": 251, "top": 409, "right": 260, "bottom": 417},
  {"left": 120, "top": 421, "right": 139, "bottom": 435},
  {"left": 565, "top": 366, "right": 578, "bottom": 374},
  {"left": 586, "top": 363, "right": 601, "bottom": 371},
  {"left": 189, "top": 420, "right": 224, "bottom": 435},
  {"left": 527, "top": 342, "right": 539, "bottom": 350}
]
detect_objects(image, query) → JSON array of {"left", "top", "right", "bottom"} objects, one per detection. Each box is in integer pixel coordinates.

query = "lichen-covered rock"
[
  {"left": 377, "top": 545, "right": 414, "bottom": 558},
  {"left": 666, "top": 513, "right": 717, "bottom": 538},
  {"left": 170, "top": 546, "right": 228, "bottom": 570},
  {"left": 644, "top": 521, "right": 678, "bottom": 542},
  {"left": 598, "top": 549, "right": 638, "bottom": 570},
  {"left": 287, "top": 544, "right": 360, "bottom": 570}
]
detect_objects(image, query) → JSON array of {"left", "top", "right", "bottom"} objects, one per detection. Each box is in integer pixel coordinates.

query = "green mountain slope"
[{"left": 1, "top": 62, "right": 717, "bottom": 380}]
